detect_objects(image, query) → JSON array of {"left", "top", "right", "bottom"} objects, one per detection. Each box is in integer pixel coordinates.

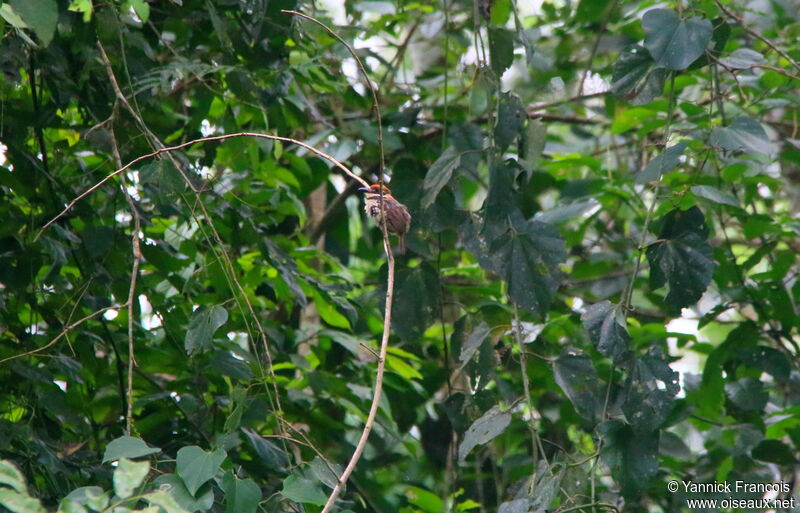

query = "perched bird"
[{"left": 359, "top": 183, "right": 412, "bottom": 254}]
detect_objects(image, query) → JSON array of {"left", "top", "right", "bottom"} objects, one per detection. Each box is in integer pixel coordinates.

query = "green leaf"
[
  {"left": 458, "top": 406, "right": 512, "bottom": 464},
  {"left": 740, "top": 346, "right": 790, "bottom": 381},
  {"left": 102, "top": 436, "right": 161, "bottom": 463},
  {"left": 146, "top": 490, "right": 192, "bottom": 513},
  {"left": 622, "top": 351, "right": 680, "bottom": 432},
  {"left": 719, "top": 48, "right": 765, "bottom": 69},
  {"left": 405, "top": 486, "right": 444, "bottom": 513},
  {"left": 458, "top": 322, "right": 491, "bottom": 366},
  {"left": 751, "top": 440, "right": 797, "bottom": 465},
  {"left": 575, "top": 0, "right": 614, "bottom": 22},
  {"left": 60, "top": 488, "right": 107, "bottom": 512},
  {"left": 390, "top": 263, "right": 441, "bottom": 341},
  {"left": 0, "top": 460, "right": 27, "bottom": 493},
  {"left": 241, "top": 429, "right": 289, "bottom": 473},
  {"left": 489, "top": 28, "right": 514, "bottom": 77},
  {"left": 690, "top": 185, "right": 738, "bottom": 207},
  {"left": 0, "top": 488, "right": 46, "bottom": 513},
  {"left": 581, "top": 301, "right": 630, "bottom": 363},
  {"left": 520, "top": 118, "right": 546, "bottom": 172},
  {"left": 645, "top": 207, "right": 715, "bottom": 316},
  {"left": 129, "top": 0, "right": 150, "bottom": 23},
  {"left": 152, "top": 474, "right": 214, "bottom": 513},
  {"left": 422, "top": 147, "right": 460, "bottom": 208},
  {"left": 176, "top": 446, "right": 227, "bottom": 497},
  {"left": 386, "top": 354, "right": 423, "bottom": 380},
  {"left": 553, "top": 349, "right": 603, "bottom": 421},
  {"left": 637, "top": 141, "right": 688, "bottom": 184},
  {"left": 10, "top": 0, "right": 58, "bottom": 46},
  {"left": 494, "top": 93, "right": 526, "bottom": 150},
  {"left": 642, "top": 9, "right": 712, "bottom": 70},
  {"left": 309, "top": 457, "right": 342, "bottom": 490},
  {"left": 600, "top": 421, "right": 659, "bottom": 498},
  {"left": 184, "top": 305, "right": 228, "bottom": 355},
  {"left": 221, "top": 472, "right": 261, "bottom": 513},
  {"left": 725, "top": 377, "right": 768, "bottom": 412},
  {"left": 281, "top": 470, "right": 327, "bottom": 506},
  {"left": 0, "top": 4, "right": 28, "bottom": 29},
  {"left": 709, "top": 116, "right": 771, "bottom": 154},
  {"left": 463, "top": 208, "right": 565, "bottom": 317},
  {"left": 113, "top": 458, "right": 150, "bottom": 499}
]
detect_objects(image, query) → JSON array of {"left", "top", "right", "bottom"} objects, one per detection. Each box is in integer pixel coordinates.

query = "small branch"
[
  {"left": 107, "top": 121, "right": 141, "bottom": 436},
  {"left": 283, "top": 10, "right": 386, "bottom": 182},
  {"left": 320, "top": 206, "right": 397, "bottom": 513},
  {"left": 38, "top": 132, "right": 367, "bottom": 237},
  {"left": 0, "top": 305, "right": 121, "bottom": 364},
  {"left": 714, "top": 0, "right": 800, "bottom": 73}
]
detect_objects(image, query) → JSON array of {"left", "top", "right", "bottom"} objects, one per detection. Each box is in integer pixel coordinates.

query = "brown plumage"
[{"left": 359, "top": 184, "right": 412, "bottom": 253}]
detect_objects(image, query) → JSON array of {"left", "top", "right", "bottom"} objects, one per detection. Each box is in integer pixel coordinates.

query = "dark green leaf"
[
  {"left": 725, "top": 377, "right": 768, "bottom": 412},
  {"left": 152, "top": 474, "right": 214, "bottom": 513},
  {"left": 720, "top": 48, "right": 765, "bottom": 69},
  {"left": 637, "top": 141, "right": 688, "bottom": 184},
  {"left": 495, "top": 93, "right": 526, "bottom": 150},
  {"left": 646, "top": 207, "right": 715, "bottom": 316},
  {"left": 222, "top": 472, "right": 261, "bottom": 513},
  {"left": 391, "top": 263, "right": 441, "bottom": 341},
  {"left": 458, "top": 406, "right": 512, "bottom": 464},
  {"left": 489, "top": 28, "right": 515, "bottom": 77},
  {"left": 611, "top": 45, "right": 668, "bottom": 105},
  {"left": 184, "top": 306, "right": 229, "bottom": 355},
  {"left": 740, "top": 346, "right": 790, "bottom": 381},
  {"left": 422, "top": 147, "right": 460, "bottom": 208},
  {"left": 462, "top": 208, "right": 566, "bottom": 316},
  {"left": 459, "top": 321, "right": 491, "bottom": 366},
  {"left": 642, "top": 9, "right": 712, "bottom": 70},
  {"left": 622, "top": 351, "right": 680, "bottom": 432},
  {"left": 553, "top": 350, "right": 602, "bottom": 421},
  {"left": 600, "top": 421, "right": 659, "bottom": 498},
  {"left": 575, "top": 0, "right": 614, "bottom": 22},
  {"left": 176, "top": 446, "right": 227, "bottom": 497},
  {"left": 690, "top": 185, "right": 739, "bottom": 207},
  {"left": 242, "top": 429, "right": 289, "bottom": 473},
  {"left": 581, "top": 301, "right": 630, "bottom": 362},
  {"left": 751, "top": 440, "right": 797, "bottom": 465},
  {"left": 709, "top": 116, "right": 771, "bottom": 154},
  {"left": 281, "top": 469, "right": 327, "bottom": 506},
  {"left": 10, "top": 0, "right": 58, "bottom": 46},
  {"left": 102, "top": 436, "right": 161, "bottom": 463},
  {"left": 309, "top": 457, "right": 342, "bottom": 490}
]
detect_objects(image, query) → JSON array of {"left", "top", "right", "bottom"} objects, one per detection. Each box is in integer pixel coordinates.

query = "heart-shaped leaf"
[{"left": 642, "top": 9, "right": 712, "bottom": 70}]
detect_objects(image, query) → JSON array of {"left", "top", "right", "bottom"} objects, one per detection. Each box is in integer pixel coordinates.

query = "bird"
[{"left": 359, "top": 183, "right": 412, "bottom": 254}]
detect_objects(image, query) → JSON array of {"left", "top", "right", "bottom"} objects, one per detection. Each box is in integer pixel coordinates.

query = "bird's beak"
[{"left": 358, "top": 186, "right": 370, "bottom": 193}]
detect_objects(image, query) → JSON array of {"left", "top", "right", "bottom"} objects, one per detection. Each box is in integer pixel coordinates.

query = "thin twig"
[
  {"left": 320, "top": 231, "right": 396, "bottom": 513},
  {"left": 283, "top": 10, "right": 386, "bottom": 182},
  {"left": 107, "top": 120, "right": 141, "bottom": 436},
  {"left": 0, "top": 305, "right": 121, "bottom": 364},
  {"left": 714, "top": 0, "right": 800, "bottom": 73},
  {"left": 38, "top": 132, "right": 366, "bottom": 237}
]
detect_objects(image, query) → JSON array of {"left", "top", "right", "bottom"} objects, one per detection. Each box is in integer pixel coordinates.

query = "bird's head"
[{"left": 358, "top": 183, "right": 393, "bottom": 196}]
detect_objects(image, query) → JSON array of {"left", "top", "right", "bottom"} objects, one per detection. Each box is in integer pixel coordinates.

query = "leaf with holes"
[
  {"left": 553, "top": 349, "right": 603, "bottom": 421},
  {"left": 646, "top": 207, "right": 715, "bottom": 316},
  {"left": 458, "top": 406, "right": 512, "bottom": 464},
  {"left": 581, "top": 301, "right": 630, "bottom": 363}
]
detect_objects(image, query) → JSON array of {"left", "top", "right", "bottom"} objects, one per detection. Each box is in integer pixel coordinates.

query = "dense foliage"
[{"left": 1, "top": 0, "right": 799, "bottom": 512}]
